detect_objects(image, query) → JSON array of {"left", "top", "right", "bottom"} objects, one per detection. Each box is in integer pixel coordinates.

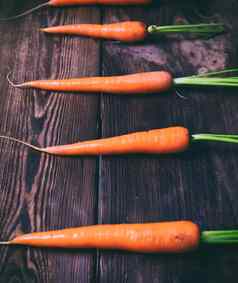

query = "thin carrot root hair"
[
  {"left": 0, "top": 241, "right": 10, "bottom": 245},
  {"left": 0, "top": 135, "right": 42, "bottom": 152},
  {"left": 7, "top": 72, "right": 26, "bottom": 88},
  {"left": 0, "top": 2, "right": 50, "bottom": 21}
]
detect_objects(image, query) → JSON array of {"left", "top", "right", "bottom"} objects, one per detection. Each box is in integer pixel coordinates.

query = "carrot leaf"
[
  {"left": 192, "top": 68, "right": 238, "bottom": 78},
  {"left": 201, "top": 230, "right": 238, "bottom": 244},
  {"left": 174, "top": 68, "right": 238, "bottom": 87},
  {"left": 147, "top": 23, "right": 225, "bottom": 37},
  {"left": 192, "top": 134, "right": 238, "bottom": 144}
]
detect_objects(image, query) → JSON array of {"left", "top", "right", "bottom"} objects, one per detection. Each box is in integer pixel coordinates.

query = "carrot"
[
  {"left": 41, "top": 21, "right": 147, "bottom": 42},
  {"left": 41, "top": 22, "right": 224, "bottom": 42},
  {"left": 2, "top": 126, "right": 238, "bottom": 157},
  {"left": 7, "top": 71, "right": 173, "bottom": 94},
  {"left": 8, "top": 68, "right": 238, "bottom": 95},
  {"left": 0, "top": 126, "right": 190, "bottom": 156},
  {"left": 0, "top": 0, "right": 151, "bottom": 21},
  {"left": 50, "top": 0, "right": 152, "bottom": 6},
  {"left": 1, "top": 221, "right": 237, "bottom": 252},
  {"left": 1, "top": 221, "right": 200, "bottom": 253}
]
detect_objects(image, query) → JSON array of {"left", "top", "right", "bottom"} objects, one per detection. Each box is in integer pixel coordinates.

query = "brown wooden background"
[{"left": 0, "top": 0, "right": 238, "bottom": 282}]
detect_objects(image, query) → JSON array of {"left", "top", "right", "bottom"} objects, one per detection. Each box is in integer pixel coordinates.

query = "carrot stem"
[
  {"left": 174, "top": 68, "right": 238, "bottom": 87},
  {"left": 192, "top": 134, "right": 238, "bottom": 144},
  {"left": 147, "top": 23, "right": 225, "bottom": 36},
  {"left": 201, "top": 230, "right": 238, "bottom": 244}
]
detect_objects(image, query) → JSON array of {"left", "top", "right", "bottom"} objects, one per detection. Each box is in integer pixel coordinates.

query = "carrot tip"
[
  {"left": 7, "top": 72, "right": 26, "bottom": 88},
  {"left": 0, "top": 241, "right": 10, "bottom": 245},
  {"left": 40, "top": 28, "right": 48, "bottom": 33},
  {"left": 0, "top": 135, "right": 43, "bottom": 153}
]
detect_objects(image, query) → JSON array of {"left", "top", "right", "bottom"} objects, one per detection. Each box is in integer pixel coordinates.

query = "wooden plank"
[
  {"left": 0, "top": 1, "right": 100, "bottom": 282},
  {"left": 99, "top": 1, "right": 238, "bottom": 282}
]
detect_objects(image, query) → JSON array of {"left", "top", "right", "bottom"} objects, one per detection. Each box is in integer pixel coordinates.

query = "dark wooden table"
[{"left": 0, "top": 0, "right": 238, "bottom": 282}]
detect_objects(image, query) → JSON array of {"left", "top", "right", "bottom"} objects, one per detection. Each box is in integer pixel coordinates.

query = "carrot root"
[
  {"left": 41, "top": 21, "right": 147, "bottom": 42},
  {"left": 48, "top": 0, "right": 152, "bottom": 6},
  {"left": 0, "top": 0, "right": 151, "bottom": 22},
  {"left": 7, "top": 71, "right": 173, "bottom": 94},
  {"left": 7, "top": 221, "right": 200, "bottom": 253},
  {"left": 0, "top": 127, "right": 190, "bottom": 156},
  {"left": 3, "top": 129, "right": 238, "bottom": 157}
]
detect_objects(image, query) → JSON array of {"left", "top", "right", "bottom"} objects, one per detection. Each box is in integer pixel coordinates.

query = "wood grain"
[
  {"left": 1, "top": 0, "right": 238, "bottom": 283},
  {"left": 0, "top": 1, "right": 100, "bottom": 282},
  {"left": 99, "top": 1, "right": 238, "bottom": 283}
]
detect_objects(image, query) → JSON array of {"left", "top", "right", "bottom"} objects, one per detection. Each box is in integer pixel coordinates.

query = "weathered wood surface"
[
  {"left": 0, "top": 0, "right": 238, "bottom": 282},
  {"left": 0, "top": 1, "right": 100, "bottom": 282}
]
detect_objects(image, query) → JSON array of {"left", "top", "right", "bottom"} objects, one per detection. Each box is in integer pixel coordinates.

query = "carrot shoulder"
[
  {"left": 9, "top": 221, "right": 200, "bottom": 253},
  {"left": 42, "top": 21, "right": 147, "bottom": 42}
]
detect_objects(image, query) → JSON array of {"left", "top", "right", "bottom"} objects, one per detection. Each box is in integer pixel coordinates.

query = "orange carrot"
[
  {"left": 0, "top": 0, "right": 151, "bottom": 21},
  {"left": 41, "top": 22, "right": 224, "bottom": 42},
  {"left": 0, "top": 126, "right": 190, "bottom": 156},
  {"left": 41, "top": 21, "right": 147, "bottom": 42},
  {"left": 49, "top": 0, "right": 152, "bottom": 6},
  {"left": 9, "top": 68, "right": 238, "bottom": 95},
  {"left": 2, "top": 221, "right": 237, "bottom": 252},
  {"left": 8, "top": 71, "right": 173, "bottom": 94},
  {"left": 4, "top": 221, "right": 200, "bottom": 253},
  {"left": 2, "top": 126, "right": 238, "bottom": 157}
]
